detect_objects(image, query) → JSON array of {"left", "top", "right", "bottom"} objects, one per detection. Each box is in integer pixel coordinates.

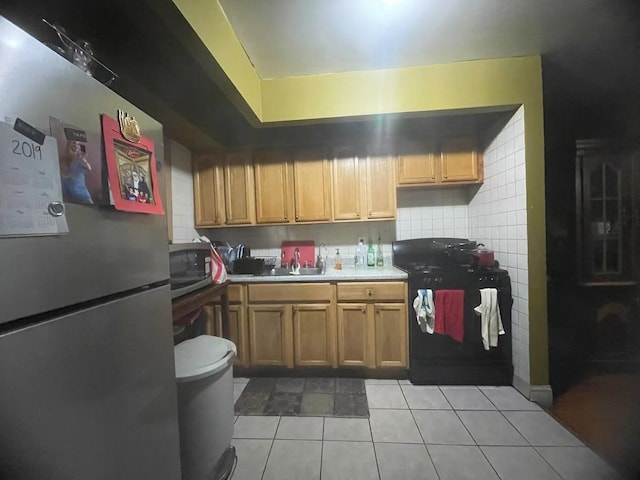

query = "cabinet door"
[
  {"left": 440, "top": 137, "right": 480, "bottom": 183},
  {"left": 223, "top": 150, "right": 255, "bottom": 225},
  {"left": 364, "top": 153, "right": 396, "bottom": 219},
  {"left": 332, "top": 146, "right": 362, "bottom": 221},
  {"left": 293, "top": 304, "right": 336, "bottom": 367},
  {"left": 578, "top": 152, "right": 633, "bottom": 283},
  {"left": 397, "top": 141, "right": 436, "bottom": 185},
  {"left": 193, "top": 154, "right": 224, "bottom": 227},
  {"left": 374, "top": 303, "right": 408, "bottom": 368},
  {"left": 254, "top": 150, "right": 293, "bottom": 224},
  {"left": 248, "top": 305, "right": 293, "bottom": 367},
  {"left": 293, "top": 149, "right": 332, "bottom": 222},
  {"left": 215, "top": 304, "right": 249, "bottom": 366},
  {"left": 336, "top": 303, "right": 375, "bottom": 367}
]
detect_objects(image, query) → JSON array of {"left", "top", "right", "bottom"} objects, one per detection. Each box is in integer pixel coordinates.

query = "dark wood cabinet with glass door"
[{"left": 576, "top": 140, "right": 638, "bottom": 285}]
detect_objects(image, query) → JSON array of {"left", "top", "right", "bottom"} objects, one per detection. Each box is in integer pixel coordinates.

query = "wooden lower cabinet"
[
  {"left": 248, "top": 305, "right": 294, "bottom": 367},
  {"left": 374, "top": 303, "right": 408, "bottom": 368},
  {"left": 214, "top": 304, "right": 248, "bottom": 366},
  {"left": 336, "top": 303, "right": 375, "bottom": 367},
  {"left": 337, "top": 281, "right": 408, "bottom": 368},
  {"left": 293, "top": 304, "right": 337, "bottom": 367},
  {"left": 238, "top": 280, "right": 408, "bottom": 370}
]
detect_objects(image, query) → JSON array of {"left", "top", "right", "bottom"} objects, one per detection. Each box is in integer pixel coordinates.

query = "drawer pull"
[{"left": 367, "top": 288, "right": 373, "bottom": 297}]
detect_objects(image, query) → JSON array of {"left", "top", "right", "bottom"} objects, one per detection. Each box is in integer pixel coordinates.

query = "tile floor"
[{"left": 231, "top": 378, "right": 623, "bottom": 480}]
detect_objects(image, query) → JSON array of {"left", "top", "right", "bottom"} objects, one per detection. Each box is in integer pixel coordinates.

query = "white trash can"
[{"left": 174, "top": 335, "right": 236, "bottom": 480}]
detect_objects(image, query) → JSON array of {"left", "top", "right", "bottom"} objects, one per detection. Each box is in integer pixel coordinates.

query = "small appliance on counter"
[
  {"left": 169, "top": 243, "right": 213, "bottom": 299},
  {"left": 232, "top": 256, "right": 265, "bottom": 275}
]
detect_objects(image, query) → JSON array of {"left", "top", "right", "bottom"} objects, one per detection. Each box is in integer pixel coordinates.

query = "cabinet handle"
[
  {"left": 295, "top": 214, "right": 299, "bottom": 220},
  {"left": 375, "top": 308, "right": 380, "bottom": 315},
  {"left": 367, "top": 288, "right": 373, "bottom": 297},
  {"left": 431, "top": 174, "right": 435, "bottom": 179},
  {"left": 292, "top": 306, "right": 297, "bottom": 314},
  {"left": 444, "top": 174, "right": 448, "bottom": 179},
  {"left": 361, "top": 306, "right": 366, "bottom": 313},
  {"left": 368, "top": 211, "right": 372, "bottom": 217}
]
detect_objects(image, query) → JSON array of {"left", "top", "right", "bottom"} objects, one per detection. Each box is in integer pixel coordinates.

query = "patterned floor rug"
[{"left": 234, "top": 377, "right": 369, "bottom": 418}]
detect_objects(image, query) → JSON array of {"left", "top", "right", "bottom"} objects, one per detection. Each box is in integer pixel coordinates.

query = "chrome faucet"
[
  {"left": 290, "top": 247, "right": 301, "bottom": 274},
  {"left": 316, "top": 243, "right": 327, "bottom": 274}
]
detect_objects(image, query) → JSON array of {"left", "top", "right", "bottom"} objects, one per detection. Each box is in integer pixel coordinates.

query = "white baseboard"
[{"left": 513, "top": 375, "right": 553, "bottom": 408}]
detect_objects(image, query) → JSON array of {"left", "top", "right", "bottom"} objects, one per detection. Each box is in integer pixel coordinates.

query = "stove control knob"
[
  {"left": 434, "top": 276, "right": 442, "bottom": 284},
  {"left": 478, "top": 275, "right": 486, "bottom": 282}
]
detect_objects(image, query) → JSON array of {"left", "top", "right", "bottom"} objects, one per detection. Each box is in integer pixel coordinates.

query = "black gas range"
[{"left": 393, "top": 238, "right": 513, "bottom": 385}]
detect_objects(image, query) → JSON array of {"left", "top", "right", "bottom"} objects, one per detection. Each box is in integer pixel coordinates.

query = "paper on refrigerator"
[{"left": 0, "top": 119, "right": 69, "bottom": 236}]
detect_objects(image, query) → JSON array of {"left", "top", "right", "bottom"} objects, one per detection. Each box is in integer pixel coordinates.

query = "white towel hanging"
[
  {"left": 413, "top": 289, "right": 435, "bottom": 333},
  {"left": 474, "top": 288, "right": 505, "bottom": 350}
]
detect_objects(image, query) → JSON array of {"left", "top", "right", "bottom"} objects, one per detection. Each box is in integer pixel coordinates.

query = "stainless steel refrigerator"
[{"left": 0, "top": 17, "right": 181, "bottom": 479}]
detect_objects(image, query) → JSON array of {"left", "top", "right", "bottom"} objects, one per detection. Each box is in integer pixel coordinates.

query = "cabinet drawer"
[
  {"left": 337, "top": 282, "right": 405, "bottom": 302},
  {"left": 228, "top": 284, "right": 245, "bottom": 303},
  {"left": 249, "top": 283, "right": 333, "bottom": 303}
]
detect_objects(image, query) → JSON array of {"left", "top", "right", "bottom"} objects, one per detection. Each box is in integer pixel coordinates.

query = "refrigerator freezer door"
[
  {"left": 0, "top": 17, "right": 170, "bottom": 324},
  {"left": 0, "top": 285, "right": 181, "bottom": 480}
]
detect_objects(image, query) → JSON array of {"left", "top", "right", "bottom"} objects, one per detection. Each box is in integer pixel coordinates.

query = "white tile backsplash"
[
  {"left": 168, "top": 139, "right": 199, "bottom": 243},
  {"left": 469, "top": 105, "right": 530, "bottom": 383}
]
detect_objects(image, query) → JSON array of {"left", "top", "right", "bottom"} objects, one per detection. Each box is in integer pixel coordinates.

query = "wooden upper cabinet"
[
  {"left": 253, "top": 149, "right": 294, "bottom": 224},
  {"left": 332, "top": 146, "right": 362, "bottom": 221},
  {"left": 293, "top": 149, "right": 332, "bottom": 222},
  {"left": 364, "top": 152, "right": 397, "bottom": 220},
  {"left": 222, "top": 150, "right": 255, "bottom": 225},
  {"left": 440, "top": 137, "right": 482, "bottom": 183},
  {"left": 193, "top": 153, "right": 225, "bottom": 227},
  {"left": 397, "top": 141, "right": 436, "bottom": 186}
]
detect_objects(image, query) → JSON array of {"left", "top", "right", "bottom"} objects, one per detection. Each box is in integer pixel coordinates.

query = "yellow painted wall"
[
  {"left": 172, "top": 0, "right": 548, "bottom": 386},
  {"left": 171, "top": 0, "right": 262, "bottom": 119},
  {"left": 260, "top": 57, "right": 540, "bottom": 123}
]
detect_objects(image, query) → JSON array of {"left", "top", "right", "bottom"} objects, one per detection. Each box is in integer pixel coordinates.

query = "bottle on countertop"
[
  {"left": 356, "top": 238, "right": 365, "bottom": 267},
  {"left": 376, "top": 236, "right": 384, "bottom": 267},
  {"left": 367, "top": 238, "right": 375, "bottom": 267},
  {"left": 334, "top": 248, "right": 342, "bottom": 270}
]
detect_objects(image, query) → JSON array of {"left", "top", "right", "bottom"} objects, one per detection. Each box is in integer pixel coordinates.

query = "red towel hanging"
[{"left": 434, "top": 290, "right": 465, "bottom": 342}]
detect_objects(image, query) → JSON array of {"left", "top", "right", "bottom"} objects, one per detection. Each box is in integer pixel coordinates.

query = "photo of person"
[
  {"left": 101, "top": 113, "right": 164, "bottom": 215},
  {"left": 50, "top": 117, "right": 105, "bottom": 205},
  {"left": 60, "top": 140, "right": 92, "bottom": 203},
  {"left": 113, "top": 140, "right": 155, "bottom": 205}
]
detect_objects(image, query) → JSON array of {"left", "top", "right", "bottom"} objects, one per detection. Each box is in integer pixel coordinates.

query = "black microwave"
[{"left": 169, "top": 243, "right": 212, "bottom": 299}]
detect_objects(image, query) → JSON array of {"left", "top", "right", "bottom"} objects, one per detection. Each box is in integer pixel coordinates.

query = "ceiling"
[
  {"left": 1, "top": 0, "right": 638, "bottom": 149},
  {"left": 220, "top": 0, "right": 640, "bottom": 105}
]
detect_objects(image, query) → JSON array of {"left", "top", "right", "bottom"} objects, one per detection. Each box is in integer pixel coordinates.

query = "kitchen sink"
[{"left": 259, "top": 267, "right": 324, "bottom": 276}]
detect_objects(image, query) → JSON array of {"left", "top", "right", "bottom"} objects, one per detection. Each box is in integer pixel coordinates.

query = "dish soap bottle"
[
  {"left": 334, "top": 248, "right": 342, "bottom": 270},
  {"left": 367, "top": 239, "right": 375, "bottom": 267},
  {"left": 376, "top": 236, "right": 384, "bottom": 267}
]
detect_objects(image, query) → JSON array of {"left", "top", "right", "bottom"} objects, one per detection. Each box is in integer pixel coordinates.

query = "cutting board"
[{"left": 281, "top": 241, "right": 315, "bottom": 268}]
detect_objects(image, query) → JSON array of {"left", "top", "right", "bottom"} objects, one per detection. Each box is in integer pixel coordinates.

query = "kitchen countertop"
[{"left": 228, "top": 266, "right": 408, "bottom": 283}]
